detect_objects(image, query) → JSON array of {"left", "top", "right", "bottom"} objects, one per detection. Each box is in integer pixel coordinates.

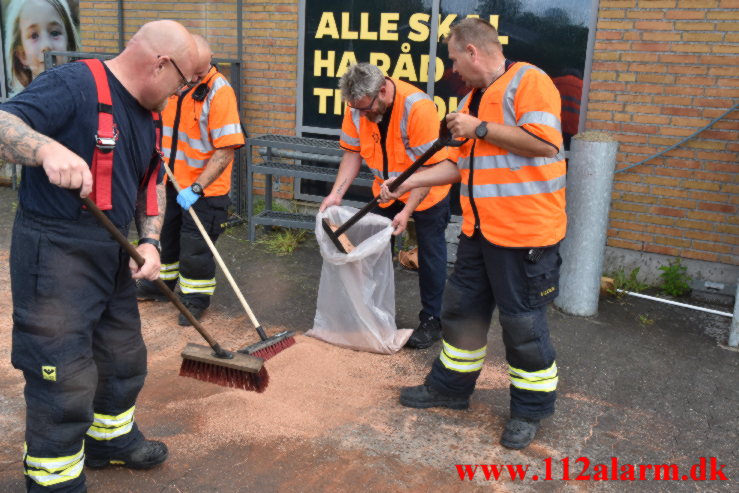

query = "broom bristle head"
[
  {"left": 251, "top": 336, "right": 296, "bottom": 361},
  {"left": 179, "top": 358, "right": 269, "bottom": 393}
]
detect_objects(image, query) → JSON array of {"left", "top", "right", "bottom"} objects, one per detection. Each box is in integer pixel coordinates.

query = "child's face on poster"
[{"left": 18, "top": 0, "right": 69, "bottom": 79}]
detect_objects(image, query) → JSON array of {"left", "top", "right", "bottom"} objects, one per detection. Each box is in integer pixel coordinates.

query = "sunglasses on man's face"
[
  {"left": 347, "top": 92, "right": 378, "bottom": 112},
  {"left": 158, "top": 55, "right": 196, "bottom": 90}
]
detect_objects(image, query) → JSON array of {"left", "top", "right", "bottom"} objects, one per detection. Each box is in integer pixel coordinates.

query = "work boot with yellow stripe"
[{"left": 85, "top": 440, "right": 168, "bottom": 470}]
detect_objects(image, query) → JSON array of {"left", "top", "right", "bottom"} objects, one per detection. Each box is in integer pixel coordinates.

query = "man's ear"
[{"left": 466, "top": 44, "right": 476, "bottom": 59}]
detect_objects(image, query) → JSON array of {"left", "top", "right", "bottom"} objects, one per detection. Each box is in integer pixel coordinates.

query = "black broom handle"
[
  {"left": 332, "top": 138, "right": 447, "bottom": 237},
  {"left": 81, "top": 196, "right": 231, "bottom": 358}
]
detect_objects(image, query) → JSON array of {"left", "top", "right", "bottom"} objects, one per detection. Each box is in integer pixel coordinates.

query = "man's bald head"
[
  {"left": 106, "top": 20, "right": 198, "bottom": 111},
  {"left": 193, "top": 35, "right": 213, "bottom": 79}
]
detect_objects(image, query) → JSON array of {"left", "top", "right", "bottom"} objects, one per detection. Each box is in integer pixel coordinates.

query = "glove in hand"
[{"left": 177, "top": 187, "right": 200, "bottom": 210}]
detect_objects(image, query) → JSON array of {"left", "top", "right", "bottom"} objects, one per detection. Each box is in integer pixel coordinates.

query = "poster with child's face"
[{"left": 1, "top": 0, "right": 80, "bottom": 97}]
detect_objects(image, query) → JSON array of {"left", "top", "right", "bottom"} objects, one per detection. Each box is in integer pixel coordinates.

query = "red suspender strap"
[
  {"left": 80, "top": 58, "right": 115, "bottom": 210},
  {"left": 147, "top": 112, "right": 163, "bottom": 216}
]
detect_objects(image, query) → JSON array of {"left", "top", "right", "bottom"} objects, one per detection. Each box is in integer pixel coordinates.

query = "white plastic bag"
[{"left": 308, "top": 206, "right": 413, "bottom": 353}]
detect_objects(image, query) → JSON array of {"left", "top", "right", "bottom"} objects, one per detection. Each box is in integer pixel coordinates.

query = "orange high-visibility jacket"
[
  {"left": 162, "top": 66, "right": 244, "bottom": 197},
  {"left": 339, "top": 78, "right": 450, "bottom": 211},
  {"left": 552, "top": 74, "right": 582, "bottom": 136},
  {"left": 449, "top": 62, "right": 566, "bottom": 248}
]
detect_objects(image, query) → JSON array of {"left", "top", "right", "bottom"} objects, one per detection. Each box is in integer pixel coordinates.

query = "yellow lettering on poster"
[
  {"left": 336, "top": 51, "right": 359, "bottom": 78},
  {"left": 341, "top": 12, "right": 358, "bottom": 39},
  {"left": 419, "top": 55, "right": 444, "bottom": 83},
  {"left": 314, "top": 50, "right": 335, "bottom": 77},
  {"left": 314, "top": 87, "right": 334, "bottom": 114},
  {"left": 438, "top": 14, "right": 458, "bottom": 40},
  {"left": 379, "top": 13, "right": 400, "bottom": 41},
  {"left": 333, "top": 89, "right": 344, "bottom": 115},
  {"left": 315, "top": 12, "right": 339, "bottom": 39},
  {"left": 369, "top": 52, "right": 392, "bottom": 74},
  {"left": 434, "top": 96, "right": 460, "bottom": 120},
  {"left": 360, "top": 12, "right": 378, "bottom": 40},
  {"left": 408, "top": 13, "right": 430, "bottom": 42}
]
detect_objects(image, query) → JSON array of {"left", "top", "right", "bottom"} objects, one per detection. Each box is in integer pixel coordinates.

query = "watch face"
[
  {"left": 192, "top": 184, "right": 204, "bottom": 196},
  {"left": 476, "top": 122, "right": 488, "bottom": 139}
]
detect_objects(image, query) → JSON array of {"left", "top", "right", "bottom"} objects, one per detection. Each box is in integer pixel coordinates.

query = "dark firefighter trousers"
[
  {"left": 427, "top": 232, "right": 561, "bottom": 420},
  {"left": 10, "top": 208, "right": 147, "bottom": 492},
  {"left": 159, "top": 182, "right": 230, "bottom": 309}
]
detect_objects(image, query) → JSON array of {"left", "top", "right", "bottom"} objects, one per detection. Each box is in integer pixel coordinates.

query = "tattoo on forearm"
[
  {"left": 198, "top": 149, "right": 233, "bottom": 188},
  {"left": 336, "top": 178, "right": 348, "bottom": 195},
  {"left": 0, "top": 112, "right": 52, "bottom": 166},
  {"left": 135, "top": 182, "right": 165, "bottom": 239}
]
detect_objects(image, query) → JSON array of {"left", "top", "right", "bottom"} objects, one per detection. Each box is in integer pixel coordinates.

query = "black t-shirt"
[{"left": 1, "top": 62, "right": 159, "bottom": 227}]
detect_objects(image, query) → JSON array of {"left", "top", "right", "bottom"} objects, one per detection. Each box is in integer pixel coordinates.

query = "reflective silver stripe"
[
  {"left": 509, "top": 362, "right": 558, "bottom": 391},
  {"left": 400, "top": 92, "right": 432, "bottom": 162},
  {"left": 341, "top": 131, "right": 360, "bottom": 148},
  {"left": 26, "top": 461, "right": 84, "bottom": 487},
  {"left": 24, "top": 443, "right": 84, "bottom": 472},
  {"left": 408, "top": 138, "right": 437, "bottom": 160},
  {"left": 462, "top": 174, "right": 565, "bottom": 198},
  {"left": 179, "top": 275, "right": 216, "bottom": 295},
  {"left": 86, "top": 421, "right": 134, "bottom": 441},
  {"left": 509, "top": 362, "right": 558, "bottom": 380},
  {"left": 87, "top": 421, "right": 134, "bottom": 441},
  {"left": 464, "top": 153, "right": 565, "bottom": 172},
  {"left": 510, "top": 377, "right": 558, "bottom": 392},
  {"left": 160, "top": 261, "right": 179, "bottom": 281},
  {"left": 518, "top": 111, "right": 561, "bottom": 132},
  {"left": 196, "top": 76, "right": 231, "bottom": 154},
  {"left": 91, "top": 407, "right": 135, "bottom": 427},
  {"left": 211, "top": 123, "right": 242, "bottom": 141},
  {"left": 86, "top": 407, "right": 136, "bottom": 441},
  {"left": 442, "top": 340, "right": 487, "bottom": 360},
  {"left": 162, "top": 126, "right": 213, "bottom": 155},
  {"left": 503, "top": 64, "right": 540, "bottom": 126},
  {"left": 370, "top": 169, "right": 402, "bottom": 180},
  {"left": 165, "top": 147, "right": 207, "bottom": 169},
  {"left": 457, "top": 155, "right": 471, "bottom": 170},
  {"left": 457, "top": 92, "right": 471, "bottom": 111},
  {"left": 350, "top": 108, "right": 361, "bottom": 132},
  {"left": 439, "top": 351, "right": 484, "bottom": 373}
]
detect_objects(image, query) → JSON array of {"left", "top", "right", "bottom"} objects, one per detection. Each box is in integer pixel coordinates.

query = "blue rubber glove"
[{"left": 177, "top": 187, "right": 200, "bottom": 210}]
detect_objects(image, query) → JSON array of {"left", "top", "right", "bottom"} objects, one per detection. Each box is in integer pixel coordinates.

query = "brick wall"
[
  {"left": 589, "top": 0, "right": 738, "bottom": 267},
  {"left": 79, "top": 0, "right": 298, "bottom": 137}
]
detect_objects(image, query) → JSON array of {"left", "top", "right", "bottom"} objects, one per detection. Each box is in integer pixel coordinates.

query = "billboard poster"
[
  {"left": 2, "top": 0, "right": 80, "bottom": 97},
  {"left": 301, "top": 0, "right": 592, "bottom": 136}
]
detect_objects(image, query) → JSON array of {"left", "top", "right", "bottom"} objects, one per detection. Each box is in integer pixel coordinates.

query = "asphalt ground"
[{"left": 0, "top": 186, "right": 737, "bottom": 492}]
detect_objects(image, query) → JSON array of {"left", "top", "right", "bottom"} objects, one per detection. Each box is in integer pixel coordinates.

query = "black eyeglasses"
[
  {"left": 347, "top": 92, "right": 378, "bottom": 112},
  {"left": 159, "top": 55, "right": 196, "bottom": 90}
]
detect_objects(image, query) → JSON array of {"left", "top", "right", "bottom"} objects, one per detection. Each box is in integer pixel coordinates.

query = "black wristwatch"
[
  {"left": 475, "top": 121, "right": 489, "bottom": 139},
  {"left": 190, "top": 183, "right": 205, "bottom": 197},
  {"left": 138, "top": 237, "right": 161, "bottom": 254}
]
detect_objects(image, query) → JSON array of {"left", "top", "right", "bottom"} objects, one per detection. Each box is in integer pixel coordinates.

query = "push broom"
[
  {"left": 162, "top": 163, "right": 296, "bottom": 361},
  {"left": 81, "top": 196, "right": 268, "bottom": 392}
]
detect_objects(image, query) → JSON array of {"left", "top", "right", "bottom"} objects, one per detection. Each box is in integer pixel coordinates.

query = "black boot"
[
  {"left": 405, "top": 316, "right": 442, "bottom": 349},
  {"left": 135, "top": 279, "right": 173, "bottom": 302},
  {"left": 178, "top": 298, "right": 206, "bottom": 326},
  {"left": 500, "top": 416, "right": 541, "bottom": 449},
  {"left": 399, "top": 384, "right": 469, "bottom": 410},
  {"left": 86, "top": 439, "right": 168, "bottom": 469}
]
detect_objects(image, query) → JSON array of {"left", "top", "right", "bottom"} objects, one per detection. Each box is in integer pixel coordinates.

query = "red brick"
[{"left": 651, "top": 206, "right": 687, "bottom": 217}]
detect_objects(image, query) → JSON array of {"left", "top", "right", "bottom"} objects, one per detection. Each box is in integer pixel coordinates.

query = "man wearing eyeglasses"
[
  {"left": 0, "top": 20, "right": 197, "bottom": 492},
  {"left": 320, "top": 62, "right": 452, "bottom": 350},
  {"left": 136, "top": 35, "right": 245, "bottom": 327}
]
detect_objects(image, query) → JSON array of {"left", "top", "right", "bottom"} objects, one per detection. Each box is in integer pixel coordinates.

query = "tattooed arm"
[
  {"left": 130, "top": 180, "right": 166, "bottom": 280},
  {"left": 192, "top": 147, "right": 234, "bottom": 189},
  {"left": 0, "top": 111, "right": 93, "bottom": 196},
  {"left": 319, "top": 150, "right": 362, "bottom": 212}
]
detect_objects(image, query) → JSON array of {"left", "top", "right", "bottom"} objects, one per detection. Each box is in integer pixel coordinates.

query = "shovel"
[{"left": 322, "top": 119, "right": 467, "bottom": 254}]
